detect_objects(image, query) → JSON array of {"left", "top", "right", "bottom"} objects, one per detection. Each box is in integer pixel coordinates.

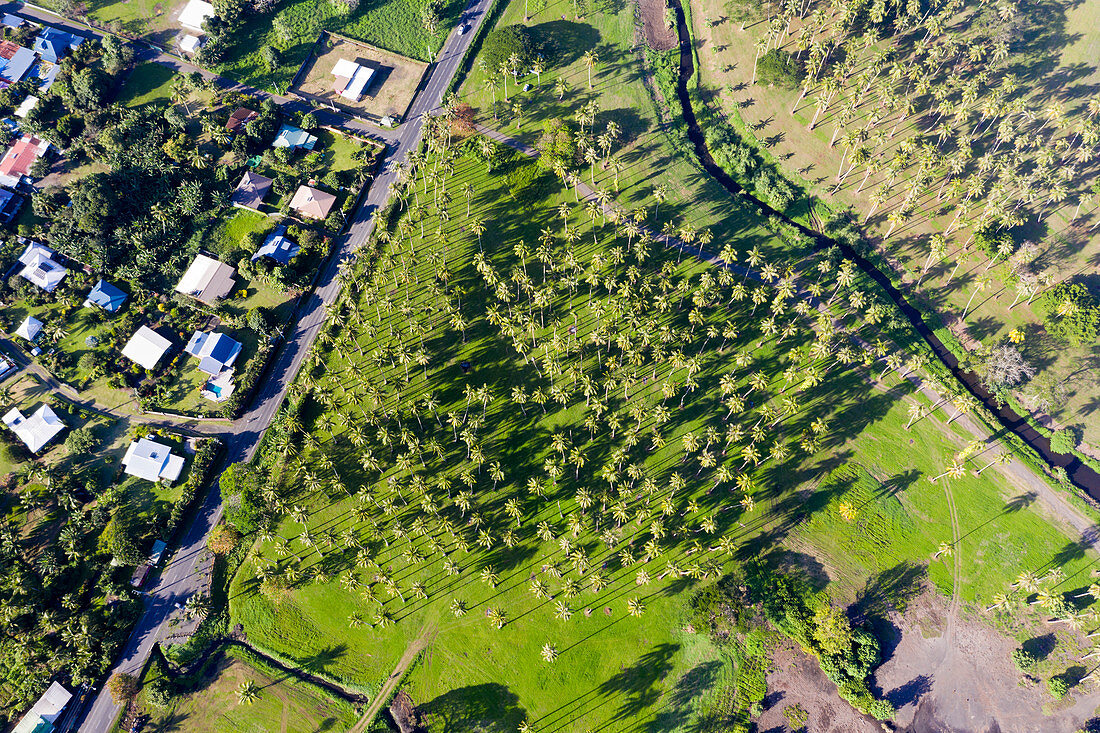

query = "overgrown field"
[
  {"left": 226, "top": 110, "right": 1096, "bottom": 727},
  {"left": 212, "top": 0, "right": 464, "bottom": 91}
]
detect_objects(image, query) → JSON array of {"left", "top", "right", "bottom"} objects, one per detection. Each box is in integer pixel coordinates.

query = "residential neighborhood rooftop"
[
  {"left": 14, "top": 314, "right": 42, "bottom": 341},
  {"left": 175, "top": 253, "right": 236, "bottom": 304},
  {"left": 289, "top": 185, "right": 336, "bottom": 220},
  {"left": 251, "top": 225, "right": 300, "bottom": 264},
  {"left": 185, "top": 330, "right": 243, "bottom": 376},
  {"left": 122, "top": 437, "right": 185, "bottom": 483},
  {"left": 84, "top": 279, "right": 128, "bottom": 312},
  {"left": 17, "top": 241, "right": 66, "bottom": 292},
  {"left": 2, "top": 404, "right": 65, "bottom": 453},
  {"left": 273, "top": 124, "right": 317, "bottom": 151},
  {"left": 0, "top": 134, "right": 49, "bottom": 187},
  {"left": 122, "top": 325, "right": 172, "bottom": 370},
  {"left": 231, "top": 170, "right": 273, "bottom": 210}
]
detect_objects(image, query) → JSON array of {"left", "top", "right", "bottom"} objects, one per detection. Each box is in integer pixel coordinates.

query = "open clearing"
[{"left": 291, "top": 33, "right": 428, "bottom": 122}]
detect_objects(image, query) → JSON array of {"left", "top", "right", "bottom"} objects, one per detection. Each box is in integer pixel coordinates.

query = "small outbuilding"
[
  {"left": 179, "top": 34, "right": 203, "bottom": 54},
  {"left": 122, "top": 325, "right": 172, "bottom": 370},
  {"left": 226, "top": 107, "right": 258, "bottom": 133},
  {"left": 178, "top": 0, "right": 215, "bottom": 32}
]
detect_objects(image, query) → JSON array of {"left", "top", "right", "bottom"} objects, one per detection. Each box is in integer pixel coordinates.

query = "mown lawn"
[
  {"left": 116, "top": 62, "right": 179, "bottom": 107},
  {"left": 228, "top": 129, "right": 1096, "bottom": 731},
  {"left": 138, "top": 646, "right": 359, "bottom": 732}
]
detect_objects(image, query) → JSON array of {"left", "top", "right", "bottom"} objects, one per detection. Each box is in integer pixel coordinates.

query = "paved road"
[{"left": 61, "top": 0, "right": 495, "bottom": 728}]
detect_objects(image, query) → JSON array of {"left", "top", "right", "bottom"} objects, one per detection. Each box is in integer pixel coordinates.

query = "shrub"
[
  {"left": 755, "top": 48, "right": 804, "bottom": 87},
  {"left": 1049, "top": 429, "right": 1076, "bottom": 455},
  {"left": 107, "top": 673, "right": 139, "bottom": 704},
  {"left": 144, "top": 679, "right": 174, "bottom": 707},
  {"left": 1012, "top": 647, "right": 1037, "bottom": 672},
  {"left": 207, "top": 523, "right": 240, "bottom": 555},
  {"left": 65, "top": 427, "right": 99, "bottom": 455},
  {"left": 1047, "top": 675, "right": 1069, "bottom": 699}
]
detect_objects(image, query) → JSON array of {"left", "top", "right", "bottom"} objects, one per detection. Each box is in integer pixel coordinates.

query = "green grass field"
[
  {"left": 227, "top": 126, "right": 1096, "bottom": 729},
  {"left": 139, "top": 646, "right": 359, "bottom": 732},
  {"left": 116, "top": 63, "right": 179, "bottom": 107}
]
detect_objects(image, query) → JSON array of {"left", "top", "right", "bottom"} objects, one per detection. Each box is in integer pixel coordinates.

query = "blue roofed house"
[
  {"left": 83, "top": 279, "right": 128, "bottom": 313},
  {"left": 0, "top": 187, "right": 21, "bottom": 223},
  {"left": 251, "top": 225, "right": 300, "bottom": 265},
  {"left": 2, "top": 14, "right": 25, "bottom": 29},
  {"left": 0, "top": 41, "right": 36, "bottom": 84},
  {"left": 33, "top": 28, "right": 85, "bottom": 64},
  {"left": 272, "top": 124, "right": 317, "bottom": 151},
  {"left": 185, "top": 331, "right": 242, "bottom": 402}
]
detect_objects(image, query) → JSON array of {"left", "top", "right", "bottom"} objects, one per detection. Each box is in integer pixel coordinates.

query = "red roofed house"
[
  {"left": 226, "top": 107, "right": 258, "bottom": 133},
  {"left": 0, "top": 134, "right": 49, "bottom": 188}
]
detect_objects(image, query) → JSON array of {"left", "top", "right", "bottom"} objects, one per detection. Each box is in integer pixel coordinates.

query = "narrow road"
[{"left": 65, "top": 0, "right": 497, "bottom": 728}]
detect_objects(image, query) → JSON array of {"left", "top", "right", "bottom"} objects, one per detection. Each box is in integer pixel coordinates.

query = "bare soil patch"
[
  {"left": 639, "top": 0, "right": 677, "bottom": 51},
  {"left": 290, "top": 32, "right": 428, "bottom": 123},
  {"left": 756, "top": 638, "right": 879, "bottom": 733},
  {"left": 873, "top": 591, "right": 1100, "bottom": 733}
]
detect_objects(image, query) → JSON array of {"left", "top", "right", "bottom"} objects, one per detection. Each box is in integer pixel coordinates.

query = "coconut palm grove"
[{"left": 1, "top": 0, "right": 1100, "bottom": 730}]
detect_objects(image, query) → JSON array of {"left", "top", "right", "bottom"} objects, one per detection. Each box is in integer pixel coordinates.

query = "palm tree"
[
  {"left": 583, "top": 51, "right": 599, "bottom": 89},
  {"left": 236, "top": 681, "right": 261, "bottom": 705},
  {"left": 626, "top": 597, "right": 646, "bottom": 617},
  {"left": 930, "top": 460, "right": 966, "bottom": 483},
  {"left": 487, "top": 606, "right": 507, "bottom": 629},
  {"left": 540, "top": 642, "right": 558, "bottom": 662}
]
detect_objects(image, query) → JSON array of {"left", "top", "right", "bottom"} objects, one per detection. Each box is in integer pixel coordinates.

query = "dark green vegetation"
[{"left": 754, "top": 48, "right": 803, "bottom": 88}]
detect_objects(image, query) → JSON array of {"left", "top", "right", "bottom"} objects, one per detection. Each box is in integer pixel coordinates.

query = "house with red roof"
[{"left": 0, "top": 134, "right": 49, "bottom": 188}]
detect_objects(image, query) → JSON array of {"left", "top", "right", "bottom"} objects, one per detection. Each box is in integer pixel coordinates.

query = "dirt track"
[{"left": 638, "top": 0, "right": 677, "bottom": 50}]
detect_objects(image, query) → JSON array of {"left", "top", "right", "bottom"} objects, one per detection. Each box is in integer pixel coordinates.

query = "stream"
[{"left": 666, "top": 0, "right": 1100, "bottom": 499}]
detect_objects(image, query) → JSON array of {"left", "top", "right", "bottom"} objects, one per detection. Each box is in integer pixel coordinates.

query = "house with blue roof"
[
  {"left": 33, "top": 28, "right": 84, "bottom": 64},
  {"left": 272, "top": 124, "right": 317, "bottom": 151},
  {"left": 251, "top": 225, "right": 300, "bottom": 265},
  {"left": 185, "top": 331, "right": 242, "bottom": 376},
  {"left": 83, "top": 279, "right": 128, "bottom": 313},
  {"left": 0, "top": 187, "right": 21, "bottom": 223}
]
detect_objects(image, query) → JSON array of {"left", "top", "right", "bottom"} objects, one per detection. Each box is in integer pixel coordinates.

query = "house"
[
  {"left": 14, "top": 315, "right": 42, "bottom": 342},
  {"left": 0, "top": 187, "right": 22, "bottom": 223},
  {"left": 289, "top": 185, "right": 336, "bottom": 220},
  {"left": 17, "top": 242, "right": 66, "bottom": 292},
  {"left": 0, "top": 41, "right": 36, "bottom": 84},
  {"left": 184, "top": 331, "right": 242, "bottom": 375},
  {"left": 0, "top": 133, "right": 50, "bottom": 187},
  {"left": 273, "top": 124, "right": 317, "bottom": 151},
  {"left": 121, "top": 325, "right": 172, "bottom": 370},
  {"left": 33, "top": 28, "right": 84, "bottom": 64},
  {"left": 226, "top": 107, "right": 258, "bottom": 133},
  {"left": 122, "top": 437, "right": 185, "bottom": 482},
  {"left": 230, "top": 170, "right": 273, "bottom": 210},
  {"left": 178, "top": 0, "right": 215, "bottom": 32},
  {"left": 175, "top": 254, "right": 236, "bottom": 305},
  {"left": 251, "top": 225, "right": 300, "bottom": 264},
  {"left": 11, "top": 681, "right": 72, "bottom": 733},
  {"left": 14, "top": 94, "right": 37, "bottom": 118},
  {"left": 2, "top": 14, "right": 24, "bottom": 29},
  {"left": 179, "top": 34, "right": 203, "bottom": 54},
  {"left": 83, "top": 279, "right": 128, "bottom": 313},
  {"left": 331, "top": 58, "right": 375, "bottom": 102},
  {"left": 2, "top": 404, "right": 64, "bottom": 453}
]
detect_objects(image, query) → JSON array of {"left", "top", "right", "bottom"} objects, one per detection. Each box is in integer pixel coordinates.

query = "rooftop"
[
  {"left": 83, "top": 279, "right": 127, "bottom": 312},
  {"left": 175, "top": 253, "right": 236, "bottom": 304},
  {"left": 184, "top": 330, "right": 243, "bottom": 375},
  {"left": 17, "top": 241, "right": 65, "bottom": 292},
  {"left": 230, "top": 170, "right": 273, "bottom": 210},
  {"left": 3, "top": 404, "right": 65, "bottom": 453},
  {"left": 289, "top": 185, "right": 336, "bottom": 220},
  {"left": 123, "top": 437, "right": 185, "bottom": 483},
  {"left": 178, "top": 0, "right": 215, "bottom": 32},
  {"left": 15, "top": 314, "right": 42, "bottom": 341},
  {"left": 251, "top": 225, "right": 300, "bottom": 264},
  {"left": 121, "top": 325, "right": 172, "bottom": 370},
  {"left": 273, "top": 124, "right": 317, "bottom": 151}
]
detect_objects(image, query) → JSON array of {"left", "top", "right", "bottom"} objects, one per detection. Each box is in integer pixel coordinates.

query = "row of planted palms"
[
  {"left": 234, "top": 108, "right": 970, "bottom": 658},
  {"left": 742, "top": 0, "right": 1100, "bottom": 317}
]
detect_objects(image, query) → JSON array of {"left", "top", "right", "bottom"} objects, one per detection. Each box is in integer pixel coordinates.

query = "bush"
[
  {"left": 107, "top": 673, "right": 139, "bottom": 704},
  {"left": 65, "top": 427, "right": 99, "bottom": 455},
  {"left": 144, "top": 679, "right": 174, "bottom": 707},
  {"left": 1047, "top": 675, "right": 1069, "bottom": 699},
  {"left": 207, "top": 523, "right": 240, "bottom": 555},
  {"left": 1049, "top": 429, "right": 1076, "bottom": 455},
  {"left": 1012, "top": 647, "right": 1037, "bottom": 672},
  {"left": 165, "top": 439, "right": 224, "bottom": 535},
  {"left": 755, "top": 48, "right": 804, "bottom": 87}
]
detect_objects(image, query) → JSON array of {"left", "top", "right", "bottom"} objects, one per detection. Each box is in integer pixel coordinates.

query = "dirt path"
[{"left": 347, "top": 623, "right": 437, "bottom": 733}]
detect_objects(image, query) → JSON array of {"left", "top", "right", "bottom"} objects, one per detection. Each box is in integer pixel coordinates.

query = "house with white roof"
[
  {"left": 175, "top": 254, "right": 236, "bottom": 305},
  {"left": 331, "top": 58, "right": 375, "bottom": 102},
  {"left": 15, "top": 314, "right": 42, "bottom": 342},
  {"left": 2, "top": 404, "right": 65, "bottom": 453},
  {"left": 17, "top": 242, "right": 66, "bottom": 292},
  {"left": 122, "top": 325, "right": 172, "bottom": 370},
  {"left": 178, "top": 0, "right": 215, "bottom": 31},
  {"left": 122, "top": 437, "right": 185, "bottom": 482},
  {"left": 11, "top": 681, "right": 72, "bottom": 733}
]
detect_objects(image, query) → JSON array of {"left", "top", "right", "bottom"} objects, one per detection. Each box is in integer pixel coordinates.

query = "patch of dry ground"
[
  {"left": 291, "top": 33, "right": 428, "bottom": 122},
  {"left": 639, "top": 0, "right": 677, "bottom": 51}
]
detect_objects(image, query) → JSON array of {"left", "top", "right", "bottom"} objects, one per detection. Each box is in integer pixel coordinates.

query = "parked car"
[{"left": 459, "top": 23, "right": 470, "bottom": 34}]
